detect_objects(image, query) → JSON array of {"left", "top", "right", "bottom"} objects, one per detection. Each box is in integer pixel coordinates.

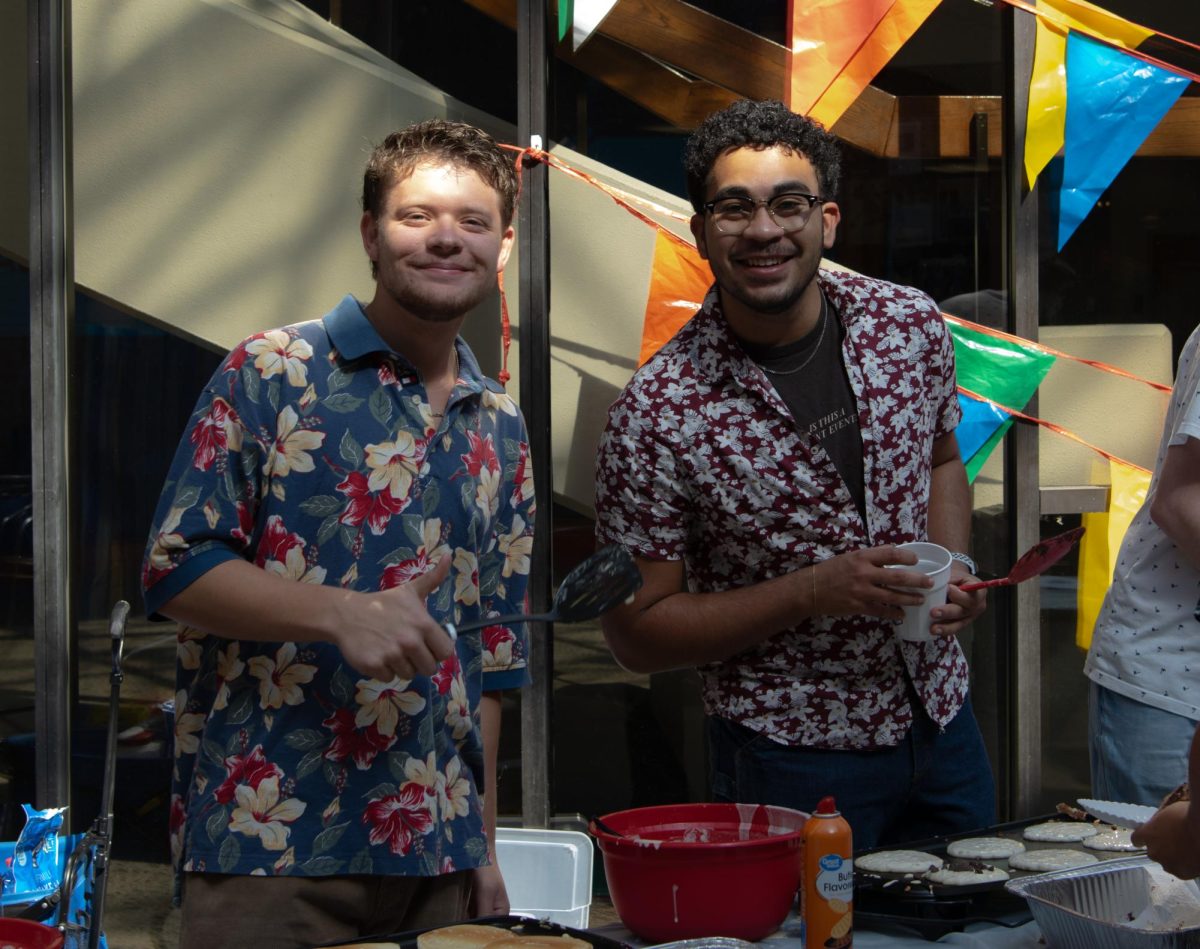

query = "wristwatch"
[{"left": 949, "top": 551, "right": 977, "bottom": 575}]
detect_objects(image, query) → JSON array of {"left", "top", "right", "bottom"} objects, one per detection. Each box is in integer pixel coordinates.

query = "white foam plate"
[{"left": 1077, "top": 798, "right": 1158, "bottom": 829}]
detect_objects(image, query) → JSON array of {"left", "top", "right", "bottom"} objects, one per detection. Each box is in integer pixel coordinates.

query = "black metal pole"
[
  {"left": 517, "top": 0, "right": 554, "bottom": 828},
  {"left": 29, "top": 0, "right": 75, "bottom": 814}
]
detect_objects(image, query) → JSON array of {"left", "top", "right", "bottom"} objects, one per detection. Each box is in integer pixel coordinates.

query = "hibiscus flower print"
[
  {"left": 475, "top": 465, "right": 501, "bottom": 520},
  {"left": 510, "top": 441, "right": 534, "bottom": 508},
  {"left": 365, "top": 431, "right": 425, "bottom": 500},
  {"left": 437, "top": 757, "right": 472, "bottom": 821},
  {"left": 213, "top": 642, "right": 245, "bottom": 711},
  {"left": 172, "top": 689, "right": 206, "bottom": 759},
  {"left": 363, "top": 782, "right": 434, "bottom": 856},
  {"left": 498, "top": 514, "right": 533, "bottom": 578},
  {"left": 246, "top": 329, "right": 314, "bottom": 388},
  {"left": 431, "top": 654, "right": 460, "bottom": 696},
  {"left": 459, "top": 431, "right": 499, "bottom": 478},
  {"left": 354, "top": 678, "right": 427, "bottom": 737},
  {"left": 445, "top": 676, "right": 473, "bottom": 741},
  {"left": 481, "top": 388, "right": 518, "bottom": 418},
  {"left": 248, "top": 643, "right": 317, "bottom": 710},
  {"left": 144, "top": 505, "right": 187, "bottom": 584},
  {"left": 190, "top": 397, "right": 242, "bottom": 471},
  {"left": 177, "top": 626, "right": 204, "bottom": 671},
  {"left": 403, "top": 752, "right": 440, "bottom": 796},
  {"left": 452, "top": 548, "right": 479, "bottom": 607},
  {"left": 337, "top": 470, "right": 408, "bottom": 535},
  {"left": 213, "top": 745, "right": 283, "bottom": 805},
  {"left": 322, "top": 707, "right": 394, "bottom": 770},
  {"left": 228, "top": 775, "right": 307, "bottom": 851},
  {"left": 482, "top": 626, "right": 516, "bottom": 670},
  {"left": 266, "top": 407, "right": 325, "bottom": 480},
  {"left": 258, "top": 516, "right": 327, "bottom": 585}
]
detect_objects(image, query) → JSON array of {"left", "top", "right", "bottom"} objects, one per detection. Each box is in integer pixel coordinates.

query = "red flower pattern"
[
  {"left": 337, "top": 470, "right": 409, "bottom": 535},
  {"left": 363, "top": 783, "right": 435, "bottom": 856},
  {"left": 213, "top": 745, "right": 283, "bottom": 805},
  {"left": 322, "top": 708, "right": 394, "bottom": 770}
]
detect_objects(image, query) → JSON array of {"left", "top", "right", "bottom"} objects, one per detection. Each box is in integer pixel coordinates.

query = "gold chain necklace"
[{"left": 762, "top": 295, "right": 829, "bottom": 377}]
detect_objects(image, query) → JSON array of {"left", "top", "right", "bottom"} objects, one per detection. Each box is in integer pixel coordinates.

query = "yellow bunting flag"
[
  {"left": 638, "top": 231, "right": 711, "bottom": 367},
  {"left": 1075, "top": 458, "right": 1152, "bottom": 650},
  {"left": 807, "top": 0, "right": 943, "bottom": 129},
  {"left": 1023, "top": 0, "right": 1153, "bottom": 188}
]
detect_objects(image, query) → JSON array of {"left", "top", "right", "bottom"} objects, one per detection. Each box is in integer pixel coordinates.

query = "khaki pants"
[{"left": 179, "top": 871, "right": 471, "bottom": 949}]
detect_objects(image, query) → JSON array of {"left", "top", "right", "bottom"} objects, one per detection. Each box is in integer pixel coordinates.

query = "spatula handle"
[{"left": 958, "top": 576, "right": 1012, "bottom": 593}]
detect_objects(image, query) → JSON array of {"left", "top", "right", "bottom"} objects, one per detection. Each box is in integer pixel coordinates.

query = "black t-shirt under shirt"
[{"left": 736, "top": 293, "right": 867, "bottom": 528}]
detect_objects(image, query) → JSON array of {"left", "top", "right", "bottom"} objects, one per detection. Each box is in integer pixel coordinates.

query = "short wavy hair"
[
  {"left": 683, "top": 100, "right": 841, "bottom": 212},
  {"left": 362, "top": 119, "right": 518, "bottom": 227}
]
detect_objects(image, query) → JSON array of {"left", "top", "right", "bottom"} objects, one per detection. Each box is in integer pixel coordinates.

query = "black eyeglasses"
[{"left": 702, "top": 192, "right": 826, "bottom": 235}]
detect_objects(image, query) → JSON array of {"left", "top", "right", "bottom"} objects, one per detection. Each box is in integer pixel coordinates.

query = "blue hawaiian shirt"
[{"left": 142, "top": 294, "right": 534, "bottom": 881}]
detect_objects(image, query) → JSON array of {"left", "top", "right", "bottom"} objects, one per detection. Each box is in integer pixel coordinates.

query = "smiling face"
[
  {"left": 361, "top": 161, "right": 515, "bottom": 324},
  {"left": 690, "top": 145, "right": 840, "bottom": 344}
]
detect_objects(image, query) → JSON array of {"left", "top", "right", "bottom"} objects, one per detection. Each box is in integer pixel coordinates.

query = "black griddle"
[
  {"left": 853, "top": 812, "right": 1136, "bottom": 940},
  {"left": 316, "top": 914, "right": 633, "bottom": 949}
]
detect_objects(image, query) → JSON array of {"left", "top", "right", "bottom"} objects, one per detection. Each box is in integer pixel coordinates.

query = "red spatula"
[{"left": 959, "top": 526, "right": 1086, "bottom": 592}]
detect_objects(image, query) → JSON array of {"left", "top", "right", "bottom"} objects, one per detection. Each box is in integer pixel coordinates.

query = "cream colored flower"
[
  {"left": 452, "top": 548, "right": 479, "bottom": 607},
  {"left": 148, "top": 506, "right": 187, "bottom": 573},
  {"left": 364, "top": 431, "right": 422, "bottom": 500},
  {"left": 268, "top": 406, "right": 325, "bottom": 477},
  {"left": 173, "top": 690, "right": 206, "bottom": 759},
  {"left": 445, "top": 676, "right": 473, "bottom": 741},
  {"left": 420, "top": 518, "right": 452, "bottom": 565},
  {"left": 481, "top": 388, "right": 518, "bottom": 417},
  {"left": 437, "top": 757, "right": 472, "bottom": 821},
  {"left": 475, "top": 466, "right": 500, "bottom": 520},
  {"left": 354, "top": 678, "right": 427, "bottom": 737},
  {"left": 248, "top": 643, "right": 317, "bottom": 710},
  {"left": 229, "top": 776, "right": 307, "bottom": 851},
  {"left": 247, "top": 330, "right": 314, "bottom": 388},
  {"left": 214, "top": 642, "right": 245, "bottom": 710},
  {"left": 403, "top": 751, "right": 440, "bottom": 792},
  {"left": 499, "top": 514, "right": 533, "bottom": 578}
]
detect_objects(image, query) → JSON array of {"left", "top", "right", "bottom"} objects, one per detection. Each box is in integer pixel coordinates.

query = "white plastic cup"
[{"left": 884, "top": 541, "right": 952, "bottom": 642}]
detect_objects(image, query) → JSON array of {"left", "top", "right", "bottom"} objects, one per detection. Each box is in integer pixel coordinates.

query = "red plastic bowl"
[
  {"left": 591, "top": 802, "right": 809, "bottom": 942},
  {"left": 0, "top": 919, "right": 65, "bottom": 949}
]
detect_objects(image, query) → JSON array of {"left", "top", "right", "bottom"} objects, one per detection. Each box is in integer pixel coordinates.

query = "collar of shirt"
[{"left": 322, "top": 293, "right": 497, "bottom": 399}]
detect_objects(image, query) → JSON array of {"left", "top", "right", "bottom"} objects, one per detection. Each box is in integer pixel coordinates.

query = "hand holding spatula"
[{"left": 958, "top": 526, "right": 1085, "bottom": 592}]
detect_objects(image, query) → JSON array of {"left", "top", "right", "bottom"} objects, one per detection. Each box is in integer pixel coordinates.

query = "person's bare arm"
[
  {"left": 1131, "top": 729, "right": 1200, "bottom": 879},
  {"left": 599, "top": 546, "right": 933, "bottom": 675},
  {"left": 1149, "top": 435, "right": 1200, "bottom": 571},
  {"left": 926, "top": 431, "right": 987, "bottom": 637},
  {"left": 159, "top": 556, "right": 454, "bottom": 681},
  {"left": 470, "top": 691, "right": 510, "bottom": 915}
]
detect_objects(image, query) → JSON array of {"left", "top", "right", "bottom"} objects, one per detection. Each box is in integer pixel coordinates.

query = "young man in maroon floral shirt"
[
  {"left": 144, "top": 120, "right": 534, "bottom": 948},
  {"left": 595, "top": 99, "right": 994, "bottom": 849}
]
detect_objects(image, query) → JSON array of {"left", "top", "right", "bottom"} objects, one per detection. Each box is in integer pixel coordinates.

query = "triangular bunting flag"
[
  {"left": 1058, "top": 32, "right": 1188, "bottom": 249},
  {"left": 638, "top": 232, "right": 711, "bottom": 367}
]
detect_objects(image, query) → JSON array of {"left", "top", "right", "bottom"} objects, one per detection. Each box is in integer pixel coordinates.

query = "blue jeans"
[
  {"left": 707, "top": 695, "right": 995, "bottom": 850},
  {"left": 1089, "top": 682, "right": 1198, "bottom": 806}
]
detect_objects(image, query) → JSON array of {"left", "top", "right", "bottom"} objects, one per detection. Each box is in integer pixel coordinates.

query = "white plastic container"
[{"left": 495, "top": 826, "right": 594, "bottom": 928}]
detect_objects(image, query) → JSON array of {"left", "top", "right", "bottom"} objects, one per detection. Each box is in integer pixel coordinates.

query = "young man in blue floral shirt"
[{"left": 142, "top": 119, "right": 535, "bottom": 948}]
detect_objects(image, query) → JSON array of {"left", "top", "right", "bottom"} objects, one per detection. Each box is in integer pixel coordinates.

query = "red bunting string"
[
  {"left": 942, "top": 313, "right": 1172, "bottom": 393},
  {"left": 494, "top": 144, "right": 1174, "bottom": 405},
  {"left": 959, "top": 384, "right": 1151, "bottom": 474}
]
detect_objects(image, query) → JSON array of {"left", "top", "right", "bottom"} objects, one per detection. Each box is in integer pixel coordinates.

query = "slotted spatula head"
[{"left": 553, "top": 543, "right": 643, "bottom": 622}]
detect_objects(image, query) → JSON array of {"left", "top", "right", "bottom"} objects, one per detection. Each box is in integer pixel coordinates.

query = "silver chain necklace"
[{"left": 761, "top": 295, "right": 829, "bottom": 377}]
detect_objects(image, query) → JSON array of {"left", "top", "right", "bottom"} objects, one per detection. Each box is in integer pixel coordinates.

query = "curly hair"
[
  {"left": 683, "top": 100, "right": 841, "bottom": 212},
  {"left": 362, "top": 118, "right": 518, "bottom": 227}
]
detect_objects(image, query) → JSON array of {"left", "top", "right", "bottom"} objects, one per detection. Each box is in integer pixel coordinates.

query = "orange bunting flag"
[
  {"left": 788, "top": 0, "right": 943, "bottom": 128},
  {"left": 638, "top": 231, "right": 711, "bottom": 367}
]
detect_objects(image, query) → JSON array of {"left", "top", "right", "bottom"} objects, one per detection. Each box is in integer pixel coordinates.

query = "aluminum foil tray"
[{"left": 1005, "top": 856, "right": 1200, "bottom": 948}]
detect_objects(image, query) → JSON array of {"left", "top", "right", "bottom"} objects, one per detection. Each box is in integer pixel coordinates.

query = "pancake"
[
  {"left": 1008, "top": 849, "right": 1100, "bottom": 872},
  {"left": 1022, "top": 821, "right": 1100, "bottom": 842},
  {"left": 945, "top": 836, "right": 1026, "bottom": 860},
  {"left": 487, "top": 939, "right": 591, "bottom": 949},
  {"left": 417, "top": 925, "right": 515, "bottom": 949},
  {"left": 856, "top": 849, "right": 943, "bottom": 874},
  {"left": 924, "top": 862, "right": 1009, "bottom": 886},
  {"left": 1082, "top": 826, "right": 1146, "bottom": 852}
]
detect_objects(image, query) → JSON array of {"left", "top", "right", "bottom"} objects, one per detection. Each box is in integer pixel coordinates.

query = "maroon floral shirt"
[{"left": 595, "top": 269, "right": 970, "bottom": 749}]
